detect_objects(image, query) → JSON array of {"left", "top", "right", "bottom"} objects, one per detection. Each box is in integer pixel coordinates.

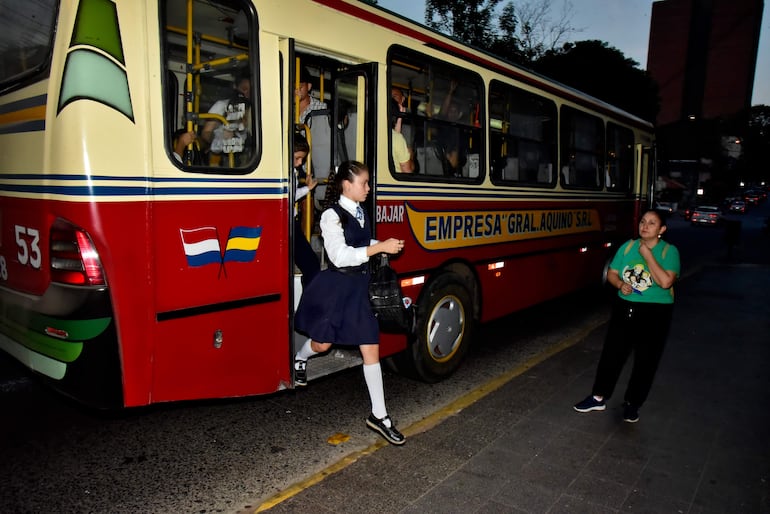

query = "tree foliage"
[
  {"left": 426, "top": 0, "right": 576, "bottom": 64},
  {"left": 424, "top": 0, "right": 503, "bottom": 49},
  {"left": 741, "top": 105, "right": 770, "bottom": 184},
  {"left": 423, "top": 1, "right": 659, "bottom": 122},
  {"left": 532, "top": 40, "right": 660, "bottom": 122}
]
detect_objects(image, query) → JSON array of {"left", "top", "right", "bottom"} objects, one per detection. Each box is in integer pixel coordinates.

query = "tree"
[
  {"left": 533, "top": 40, "right": 659, "bottom": 122},
  {"left": 423, "top": 2, "right": 658, "bottom": 122},
  {"left": 741, "top": 105, "right": 770, "bottom": 185},
  {"left": 425, "top": 0, "right": 575, "bottom": 64},
  {"left": 424, "top": 0, "right": 502, "bottom": 49}
]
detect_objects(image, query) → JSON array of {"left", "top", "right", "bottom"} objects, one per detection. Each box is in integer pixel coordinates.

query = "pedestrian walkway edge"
[{"left": 253, "top": 316, "right": 608, "bottom": 512}]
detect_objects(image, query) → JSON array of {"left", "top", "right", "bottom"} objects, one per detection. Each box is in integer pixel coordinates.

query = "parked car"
[
  {"left": 655, "top": 201, "right": 676, "bottom": 214},
  {"left": 729, "top": 200, "right": 746, "bottom": 214},
  {"left": 743, "top": 190, "right": 762, "bottom": 205},
  {"left": 691, "top": 205, "right": 722, "bottom": 226},
  {"left": 682, "top": 206, "right": 694, "bottom": 221}
]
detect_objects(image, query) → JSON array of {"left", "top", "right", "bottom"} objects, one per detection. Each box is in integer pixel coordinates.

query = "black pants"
[
  {"left": 592, "top": 297, "right": 673, "bottom": 407},
  {"left": 294, "top": 219, "right": 320, "bottom": 288}
]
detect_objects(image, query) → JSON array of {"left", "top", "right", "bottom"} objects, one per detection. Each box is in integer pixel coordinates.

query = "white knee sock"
[
  {"left": 363, "top": 362, "right": 388, "bottom": 423},
  {"left": 295, "top": 338, "right": 317, "bottom": 361}
]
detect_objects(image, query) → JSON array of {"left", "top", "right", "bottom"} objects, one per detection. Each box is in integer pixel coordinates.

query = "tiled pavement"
[{"left": 258, "top": 260, "right": 770, "bottom": 513}]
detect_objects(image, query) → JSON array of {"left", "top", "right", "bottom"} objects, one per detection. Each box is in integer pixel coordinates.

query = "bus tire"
[{"left": 406, "top": 273, "right": 474, "bottom": 382}]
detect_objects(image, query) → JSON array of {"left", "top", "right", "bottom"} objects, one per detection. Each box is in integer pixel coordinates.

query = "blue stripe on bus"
[
  {"left": 0, "top": 95, "right": 47, "bottom": 114},
  {"left": 0, "top": 120, "right": 46, "bottom": 134},
  {"left": 376, "top": 186, "right": 626, "bottom": 200},
  {"left": 0, "top": 173, "right": 284, "bottom": 184},
  {"left": 0, "top": 184, "right": 285, "bottom": 196}
]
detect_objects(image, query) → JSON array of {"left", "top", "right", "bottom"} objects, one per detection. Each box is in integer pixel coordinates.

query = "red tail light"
[{"left": 50, "top": 221, "right": 106, "bottom": 286}]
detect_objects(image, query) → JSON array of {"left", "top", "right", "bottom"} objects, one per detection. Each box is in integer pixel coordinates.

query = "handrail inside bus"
[
  {"left": 166, "top": 25, "right": 249, "bottom": 51},
  {"left": 193, "top": 53, "right": 249, "bottom": 73}
]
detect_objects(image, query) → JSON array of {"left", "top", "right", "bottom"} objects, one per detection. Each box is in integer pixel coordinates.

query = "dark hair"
[
  {"left": 172, "top": 128, "right": 188, "bottom": 144},
  {"left": 390, "top": 97, "right": 401, "bottom": 128},
  {"left": 328, "top": 160, "right": 367, "bottom": 203},
  {"left": 646, "top": 208, "right": 668, "bottom": 227},
  {"left": 299, "top": 66, "right": 313, "bottom": 85},
  {"left": 235, "top": 68, "right": 251, "bottom": 85},
  {"left": 293, "top": 132, "right": 309, "bottom": 154}
]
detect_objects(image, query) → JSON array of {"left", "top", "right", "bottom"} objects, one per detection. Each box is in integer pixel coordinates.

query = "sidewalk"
[{"left": 257, "top": 261, "right": 770, "bottom": 513}]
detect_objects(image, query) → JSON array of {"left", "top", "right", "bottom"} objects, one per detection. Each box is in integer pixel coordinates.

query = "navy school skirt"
[{"left": 294, "top": 269, "right": 379, "bottom": 345}]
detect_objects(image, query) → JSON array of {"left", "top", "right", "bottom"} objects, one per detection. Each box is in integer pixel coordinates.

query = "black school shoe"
[
  {"left": 366, "top": 414, "right": 406, "bottom": 445},
  {"left": 294, "top": 359, "right": 307, "bottom": 387}
]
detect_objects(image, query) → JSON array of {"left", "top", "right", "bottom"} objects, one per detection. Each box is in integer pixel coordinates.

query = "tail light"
[{"left": 50, "top": 220, "right": 106, "bottom": 286}]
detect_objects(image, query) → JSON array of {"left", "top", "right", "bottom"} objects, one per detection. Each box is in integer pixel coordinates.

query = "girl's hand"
[
  {"left": 380, "top": 238, "right": 404, "bottom": 255},
  {"left": 306, "top": 174, "right": 317, "bottom": 190}
]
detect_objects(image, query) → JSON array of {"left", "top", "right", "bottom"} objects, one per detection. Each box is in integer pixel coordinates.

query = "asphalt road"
[{"left": 0, "top": 200, "right": 767, "bottom": 513}]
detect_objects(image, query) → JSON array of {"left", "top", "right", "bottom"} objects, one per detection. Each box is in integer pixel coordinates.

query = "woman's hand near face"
[{"left": 639, "top": 241, "right": 654, "bottom": 260}]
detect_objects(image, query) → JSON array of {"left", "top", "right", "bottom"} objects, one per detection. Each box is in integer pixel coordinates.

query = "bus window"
[
  {"left": 489, "top": 81, "right": 556, "bottom": 187},
  {"left": 0, "top": 0, "right": 57, "bottom": 90},
  {"left": 560, "top": 106, "right": 604, "bottom": 189},
  {"left": 606, "top": 122, "right": 634, "bottom": 192},
  {"left": 388, "top": 46, "right": 483, "bottom": 182},
  {"left": 161, "top": 0, "right": 258, "bottom": 171}
]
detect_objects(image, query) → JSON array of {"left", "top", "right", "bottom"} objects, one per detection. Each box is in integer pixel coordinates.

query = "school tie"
[{"left": 356, "top": 206, "right": 364, "bottom": 221}]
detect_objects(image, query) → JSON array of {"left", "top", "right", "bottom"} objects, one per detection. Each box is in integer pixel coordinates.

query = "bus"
[{"left": 0, "top": 0, "right": 654, "bottom": 408}]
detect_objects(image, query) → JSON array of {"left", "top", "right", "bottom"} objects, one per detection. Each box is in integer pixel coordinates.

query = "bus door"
[{"left": 289, "top": 59, "right": 377, "bottom": 382}]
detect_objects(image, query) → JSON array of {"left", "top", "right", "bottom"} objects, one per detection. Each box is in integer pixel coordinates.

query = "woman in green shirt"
[{"left": 574, "top": 209, "right": 680, "bottom": 423}]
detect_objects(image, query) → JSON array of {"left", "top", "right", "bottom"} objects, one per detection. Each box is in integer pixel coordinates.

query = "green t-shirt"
[{"left": 610, "top": 239, "right": 681, "bottom": 304}]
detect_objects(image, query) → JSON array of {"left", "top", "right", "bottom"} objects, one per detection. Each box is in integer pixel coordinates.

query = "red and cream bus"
[{"left": 0, "top": 0, "right": 654, "bottom": 408}]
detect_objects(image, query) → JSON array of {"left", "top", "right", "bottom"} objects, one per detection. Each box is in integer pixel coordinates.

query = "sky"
[{"left": 376, "top": 0, "right": 770, "bottom": 106}]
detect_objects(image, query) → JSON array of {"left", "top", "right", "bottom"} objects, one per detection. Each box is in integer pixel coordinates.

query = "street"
[{"left": 1, "top": 201, "right": 767, "bottom": 513}]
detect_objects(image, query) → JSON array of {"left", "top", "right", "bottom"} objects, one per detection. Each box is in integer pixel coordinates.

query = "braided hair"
[{"left": 327, "top": 160, "right": 368, "bottom": 205}]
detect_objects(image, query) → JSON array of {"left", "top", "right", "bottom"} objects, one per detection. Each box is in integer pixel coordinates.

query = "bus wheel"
[{"left": 408, "top": 273, "right": 474, "bottom": 382}]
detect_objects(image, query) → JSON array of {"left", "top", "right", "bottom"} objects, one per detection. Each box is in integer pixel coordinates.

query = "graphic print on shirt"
[{"left": 621, "top": 263, "right": 653, "bottom": 294}]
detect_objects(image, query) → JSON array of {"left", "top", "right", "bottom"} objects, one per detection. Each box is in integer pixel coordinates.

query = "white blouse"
[{"left": 320, "top": 195, "right": 377, "bottom": 268}]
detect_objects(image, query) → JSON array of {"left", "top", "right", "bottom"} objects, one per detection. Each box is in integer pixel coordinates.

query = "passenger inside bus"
[
  {"left": 199, "top": 69, "right": 252, "bottom": 167},
  {"left": 171, "top": 128, "right": 199, "bottom": 164},
  {"left": 436, "top": 79, "right": 464, "bottom": 122},
  {"left": 391, "top": 97, "right": 414, "bottom": 173},
  {"left": 296, "top": 66, "right": 328, "bottom": 126},
  {"left": 292, "top": 132, "right": 321, "bottom": 287},
  {"left": 295, "top": 65, "right": 332, "bottom": 208},
  {"left": 391, "top": 87, "right": 414, "bottom": 160}
]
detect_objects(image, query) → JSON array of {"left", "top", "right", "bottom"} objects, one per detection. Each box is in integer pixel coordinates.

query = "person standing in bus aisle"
[
  {"left": 292, "top": 132, "right": 320, "bottom": 287},
  {"left": 433, "top": 79, "right": 468, "bottom": 177},
  {"left": 296, "top": 66, "right": 327, "bottom": 126},
  {"left": 199, "top": 69, "right": 252, "bottom": 166},
  {"left": 437, "top": 79, "right": 464, "bottom": 122},
  {"left": 391, "top": 97, "right": 414, "bottom": 173},
  {"left": 391, "top": 87, "right": 414, "bottom": 159},
  {"left": 293, "top": 161, "right": 407, "bottom": 445},
  {"left": 574, "top": 209, "right": 680, "bottom": 423}
]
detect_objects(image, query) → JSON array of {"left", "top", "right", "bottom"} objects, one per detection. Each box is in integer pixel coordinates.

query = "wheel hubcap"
[{"left": 426, "top": 295, "right": 464, "bottom": 362}]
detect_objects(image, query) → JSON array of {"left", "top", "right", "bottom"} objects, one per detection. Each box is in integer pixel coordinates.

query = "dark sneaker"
[
  {"left": 573, "top": 395, "right": 606, "bottom": 412},
  {"left": 622, "top": 402, "right": 639, "bottom": 423},
  {"left": 294, "top": 359, "right": 307, "bottom": 387},
  {"left": 366, "top": 414, "right": 406, "bottom": 445}
]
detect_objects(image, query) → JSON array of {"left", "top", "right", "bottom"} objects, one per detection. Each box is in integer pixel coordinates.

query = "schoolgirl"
[{"left": 293, "top": 161, "right": 406, "bottom": 445}]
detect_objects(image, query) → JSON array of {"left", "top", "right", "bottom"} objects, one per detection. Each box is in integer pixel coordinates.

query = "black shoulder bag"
[{"left": 369, "top": 253, "right": 413, "bottom": 333}]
